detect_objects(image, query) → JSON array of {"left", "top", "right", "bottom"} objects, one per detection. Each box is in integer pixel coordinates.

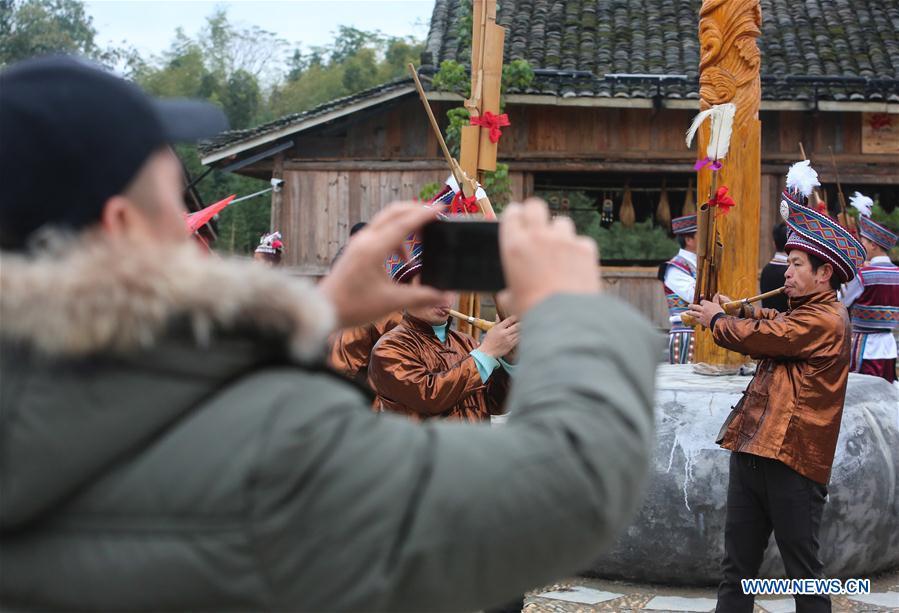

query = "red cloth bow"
[
  {"left": 708, "top": 186, "right": 736, "bottom": 216},
  {"left": 450, "top": 191, "right": 479, "bottom": 215},
  {"left": 470, "top": 111, "right": 510, "bottom": 143}
]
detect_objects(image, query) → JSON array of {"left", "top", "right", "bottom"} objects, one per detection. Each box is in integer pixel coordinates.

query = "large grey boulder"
[{"left": 589, "top": 364, "right": 899, "bottom": 585}]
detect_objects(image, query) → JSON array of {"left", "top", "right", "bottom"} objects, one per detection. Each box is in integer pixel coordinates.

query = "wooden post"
[
  {"left": 457, "top": 0, "right": 505, "bottom": 337},
  {"left": 271, "top": 152, "right": 284, "bottom": 231},
  {"left": 693, "top": 0, "right": 762, "bottom": 365}
]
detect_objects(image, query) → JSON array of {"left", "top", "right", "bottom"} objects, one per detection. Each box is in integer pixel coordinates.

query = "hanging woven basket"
[
  {"left": 683, "top": 178, "right": 696, "bottom": 216},
  {"left": 619, "top": 184, "right": 636, "bottom": 228},
  {"left": 656, "top": 181, "right": 671, "bottom": 230}
]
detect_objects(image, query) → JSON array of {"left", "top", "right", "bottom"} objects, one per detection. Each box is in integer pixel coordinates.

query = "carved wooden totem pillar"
[{"left": 693, "top": 0, "right": 763, "bottom": 365}]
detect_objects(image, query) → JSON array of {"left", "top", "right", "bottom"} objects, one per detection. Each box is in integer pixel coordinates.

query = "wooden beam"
[
  {"left": 280, "top": 160, "right": 447, "bottom": 171},
  {"left": 237, "top": 157, "right": 896, "bottom": 177},
  {"left": 270, "top": 152, "right": 284, "bottom": 231},
  {"left": 427, "top": 90, "right": 899, "bottom": 114},
  {"left": 508, "top": 158, "right": 700, "bottom": 172}
]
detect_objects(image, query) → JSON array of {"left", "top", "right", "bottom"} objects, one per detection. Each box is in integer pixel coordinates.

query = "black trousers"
[{"left": 716, "top": 452, "right": 830, "bottom": 613}]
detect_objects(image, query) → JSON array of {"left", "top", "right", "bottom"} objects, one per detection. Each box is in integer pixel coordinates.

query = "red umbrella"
[{"left": 185, "top": 194, "right": 236, "bottom": 233}]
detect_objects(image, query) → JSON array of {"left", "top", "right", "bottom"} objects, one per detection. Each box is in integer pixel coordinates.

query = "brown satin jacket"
[
  {"left": 327, "top": 311, "right": 404, "bottom": 386},
  {"left": 368, "top": 313, "right": 509, "bottom": 422},
  {"left": 712, "top": 290, "right": 851, "bottom": 484}
]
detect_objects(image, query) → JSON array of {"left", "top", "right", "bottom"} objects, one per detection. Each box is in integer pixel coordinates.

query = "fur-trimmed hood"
[
  {"left": 0, "top": 238, "right": 335, "bottom": 531},
  {"left": 0, "top": 238, "right": 334, "bottom": 359}
]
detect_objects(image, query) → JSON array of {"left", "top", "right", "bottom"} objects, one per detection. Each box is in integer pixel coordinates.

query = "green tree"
[
  {"left": 222, "top": 68, "right": 260, "bottom": 129},
  {"left": 286, "top": 48, "right": 304, "bottom": 81},
  {"left": 269, "top": 28, "right": 423, "bottom": 119},
  {"left": 341, "top": 47, "right": 378, "bottom": 92},
  {"left": 331, "top": 25, "right": 378, "bottom": 64},
  {"left": 0, "top": 0, "right": 104, "bottom": 65},
  {"left": 136, "top": 41, "right": 213, "bottom": 99},
  {"left": 198, "top": 7, "right": 285, "bottom": 86},
  {"left": 383, "top": 36, "right": 422, "bottom": 74},
  {"left": 1, "top": 0, "right": 433, "bottom": 255}
]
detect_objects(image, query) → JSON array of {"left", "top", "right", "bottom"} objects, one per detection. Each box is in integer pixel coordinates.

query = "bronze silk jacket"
[
  {"left": 328, "top": 311, "right": 404, "bottom": 386},
  {"left": 712, "top": 290, "right": 851, "bottom": 484},
  {"left": 368, "top": 313, "right": 509, "bottom": 422}
]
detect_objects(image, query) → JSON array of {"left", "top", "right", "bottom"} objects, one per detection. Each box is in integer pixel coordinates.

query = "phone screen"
[{"left": 421, "top": 220, "right": 505, "bottom": 291}]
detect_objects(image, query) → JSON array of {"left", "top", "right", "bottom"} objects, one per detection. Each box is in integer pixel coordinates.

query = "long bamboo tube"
[
  {"left": 448, "top": 309, "right": 496, "bottom": 332},
  {"left": 681, "top": 287, "right": 785, "bottom": 328}
]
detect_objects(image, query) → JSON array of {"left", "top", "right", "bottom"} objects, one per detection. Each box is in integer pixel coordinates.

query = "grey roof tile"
[
  {"left": 428, "top": 0, "right": 898, "bottom": 102},
  {"left": 203, "top": 0, "right": 899, "bottom": 155}
]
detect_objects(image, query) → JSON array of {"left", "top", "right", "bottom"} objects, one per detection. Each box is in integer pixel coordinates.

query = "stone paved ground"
[{"left": 522, "top": 568, "right": 899, "bottom": 612}]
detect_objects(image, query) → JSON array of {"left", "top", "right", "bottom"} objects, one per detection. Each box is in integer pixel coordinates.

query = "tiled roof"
[
  {"left": 199, "top": 78, "right": 414, "bottom": 157},
  {"left": 202, "top": 0, "right": 899, "bottom": 157},
  {"left": 426, "top": 0, "right": 899, "bottom": 102}
]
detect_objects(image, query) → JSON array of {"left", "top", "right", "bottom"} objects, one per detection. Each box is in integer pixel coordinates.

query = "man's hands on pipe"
[{"left": 685, "top": 293, "right": 729, "bottom": 329}]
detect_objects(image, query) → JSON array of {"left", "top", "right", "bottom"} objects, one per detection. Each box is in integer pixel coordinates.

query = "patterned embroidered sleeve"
[
  {"left": 664, "top": 266, "right": 696, "bottom": 304},
  {"left": 840, "top": 276, "right": 863, "bottom": 307}
]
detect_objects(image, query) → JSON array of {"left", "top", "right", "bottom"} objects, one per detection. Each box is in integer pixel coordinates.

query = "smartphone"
[{"left": 421, "top": 220, "right": 505, "bottom": 291}]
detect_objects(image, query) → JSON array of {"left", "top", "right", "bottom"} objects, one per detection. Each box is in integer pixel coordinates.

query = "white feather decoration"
[
  {"left": 785, "top": 160, "right": 820, "bottom": 197},
  {"left": 685, "top": 108, "right": 715, "bottom": 148},
  {"left": 685, "top": 103, "right": 737, "bottom": 161},
  {"left": 849, "top": 191, "right": 873, "bottom": 217}
]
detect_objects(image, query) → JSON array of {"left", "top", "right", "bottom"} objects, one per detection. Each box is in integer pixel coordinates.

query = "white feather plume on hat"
[
  {"left": 849, "top": 191, "right": 873, "bottom": 218},
  {"left": 785, "top": 160, "right": 820, "bottom": 197}
]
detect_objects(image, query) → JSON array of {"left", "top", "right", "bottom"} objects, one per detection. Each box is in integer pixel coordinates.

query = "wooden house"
[{"left": 200, "top": 0, "right": 899, "bottom": 329}]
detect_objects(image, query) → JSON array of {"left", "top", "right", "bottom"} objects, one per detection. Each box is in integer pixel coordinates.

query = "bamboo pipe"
[
  {"left": 448, "top": 309, "right": 496, "bottom": 332},
  {"left": 680, "top": 287, "right": 785, "bottom": 328},
  {"left": 408, "top": 63, "right": 478, "bottom": 200}
]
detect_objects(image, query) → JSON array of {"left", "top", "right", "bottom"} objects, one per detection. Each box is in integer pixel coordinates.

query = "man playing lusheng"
[
  {"left": 369, "top": 233, "right": 518, "bottom": 422},
  {"left": 687, "top": 161, "right": 866, "bottom": 613},
  {"left": 0, "top": 56, "right": 660, "bottom": 612}
]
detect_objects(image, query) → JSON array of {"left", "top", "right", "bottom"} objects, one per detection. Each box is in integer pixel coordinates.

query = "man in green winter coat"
[{"left": 0, "top": 56, "right": 660, "bottom": 612}]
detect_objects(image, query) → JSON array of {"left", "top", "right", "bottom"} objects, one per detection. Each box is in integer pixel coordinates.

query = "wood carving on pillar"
[{"left": 693, "top": 0, "right": 762, "bottom": 366}]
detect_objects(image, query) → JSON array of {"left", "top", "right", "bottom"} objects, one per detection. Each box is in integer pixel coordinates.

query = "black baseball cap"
[{"left": 0, "top": 55, "right": 229, "bottom": 250}]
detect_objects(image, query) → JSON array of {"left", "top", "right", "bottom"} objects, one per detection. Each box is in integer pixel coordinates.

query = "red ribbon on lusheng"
[
  {"left": 450, "top": 191, "right": 479, "bottom": 215},
  {"left": 708, "top": 185, "right": 736, "bottom": 216},
  {"left": 694, "top": 156, "right": 723, "bottom": 171},
  {"left": 470, "top": 111, "right": 511, "bottom": 143}
]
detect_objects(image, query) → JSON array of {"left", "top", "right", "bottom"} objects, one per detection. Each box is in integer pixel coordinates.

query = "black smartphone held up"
[{"left": 421, "top": 220, "right": 505, "bottom": 291}]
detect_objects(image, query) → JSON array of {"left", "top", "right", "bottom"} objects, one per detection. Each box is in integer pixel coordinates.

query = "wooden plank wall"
[
  {"left": 602, "top": 267, "right": 670, "bottom": 330},
  {"left": 263, "top": 99, "right": 896, "bottom": 307},
  {"left": 280, "top": 168, "right": 447, "bottom": 273},
  {"left": 272, "top": 98, "right": 894, "bottom": 177}
]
